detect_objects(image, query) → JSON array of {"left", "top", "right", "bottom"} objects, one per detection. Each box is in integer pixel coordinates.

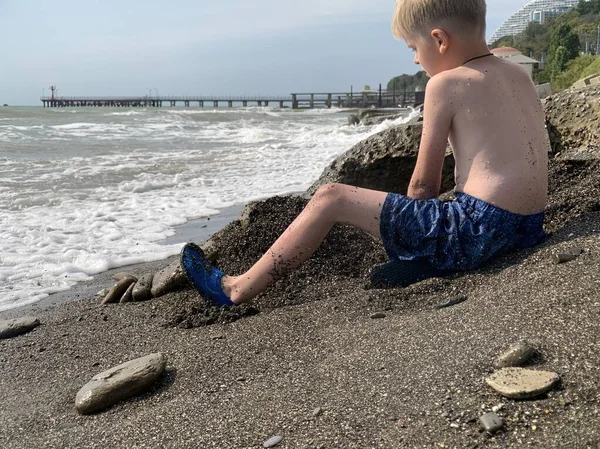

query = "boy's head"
[{"left": 392, "top": 0, "right": 487, "bottom": 76}]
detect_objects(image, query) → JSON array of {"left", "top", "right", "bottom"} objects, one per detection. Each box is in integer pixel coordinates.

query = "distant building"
[
  {"left": 491, "top": 47, "right": 540, "bottom": 77},
  {"left": 488, "top": 0, "right": 579, "bottom": 44}
]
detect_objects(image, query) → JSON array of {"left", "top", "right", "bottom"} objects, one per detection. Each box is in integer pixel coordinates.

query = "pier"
[{"left": 40, "top": 91, "right": 424, "bottom": 109}]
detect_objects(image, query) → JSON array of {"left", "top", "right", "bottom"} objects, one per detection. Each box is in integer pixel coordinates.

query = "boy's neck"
[{"left": 452, "top": 39, "right": 491, "bottom": 67}]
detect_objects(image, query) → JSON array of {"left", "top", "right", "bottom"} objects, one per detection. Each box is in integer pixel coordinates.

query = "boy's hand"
[{"left": 408, "top": 73, "right": 455, "bottom": 200}]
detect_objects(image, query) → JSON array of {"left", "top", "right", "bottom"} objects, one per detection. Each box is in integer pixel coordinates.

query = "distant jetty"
[{"left": 40, "top": 91, "right": 424, "bottom": 109}]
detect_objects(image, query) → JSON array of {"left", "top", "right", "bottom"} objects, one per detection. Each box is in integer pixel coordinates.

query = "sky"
[{"left": 0, "top": 0, "right": 527, "bottom": 105}]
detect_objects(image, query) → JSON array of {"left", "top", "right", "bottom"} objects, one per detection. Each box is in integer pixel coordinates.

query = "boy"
[{"left": 181, "top": 0, "right": 549, "bottom": 306}]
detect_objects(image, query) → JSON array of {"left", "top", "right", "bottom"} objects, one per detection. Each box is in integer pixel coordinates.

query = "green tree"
[
  {"left": 547, "top": 22, "right": 581, "bottom": 78},
  {"left": 576, "top": 0, "right": 600, "bottom": 15},
  {"left": 549, "top": 46, "right": 570, "bottom": 80}
]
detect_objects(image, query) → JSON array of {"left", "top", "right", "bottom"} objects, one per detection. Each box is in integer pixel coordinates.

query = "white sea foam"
[{"left": 0, "top": 107, "right": 413, "bottom": 311}]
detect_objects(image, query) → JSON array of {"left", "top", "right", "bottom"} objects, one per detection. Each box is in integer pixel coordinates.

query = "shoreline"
[{"left": 0, "top": 202, "right": 245, "bottom": 320}]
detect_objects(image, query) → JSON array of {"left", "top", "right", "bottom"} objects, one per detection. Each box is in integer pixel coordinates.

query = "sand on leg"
[{"left": 223, "top": 183, "right": 388, "bottom": 304}]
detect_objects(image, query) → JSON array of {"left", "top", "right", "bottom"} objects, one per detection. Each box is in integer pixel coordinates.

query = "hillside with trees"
[
  {"left": 489, "top": 0, "right": 600, "bottom": 90},
  {"left": 387, "top": 71, "right": 429, "bottom": 94}
]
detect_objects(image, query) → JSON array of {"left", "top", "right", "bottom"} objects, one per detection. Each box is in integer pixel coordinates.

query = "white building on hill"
[{"left": 488, "top": 0, "right": 579, "bottom": 44}]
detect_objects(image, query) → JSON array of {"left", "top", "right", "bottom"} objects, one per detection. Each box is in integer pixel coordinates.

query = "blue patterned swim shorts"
[{"left": 379, "top": 191, "right": 546, "bottom": 271}]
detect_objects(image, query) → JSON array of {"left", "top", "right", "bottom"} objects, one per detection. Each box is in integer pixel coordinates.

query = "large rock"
[
  {"left": 75, "top": 353, "right": 167, "bottom": 414},
  {"left": 0, "top": 316, "right": 40, "bottom": 339},
  {"left": 306, "top": 123, "right": 455, "bottom": 195},
  {"left": 543, "top": 84, "right": 600, "bottom": 158},
  {"left": 151, "top": 260, "right": 187, "bottom": 298},
  {"left": 485, "top": 367, "right": 559, "bottom": 399}
]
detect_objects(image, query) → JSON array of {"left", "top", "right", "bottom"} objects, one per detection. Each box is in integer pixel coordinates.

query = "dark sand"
[{"left": 1, "top": 161, "right": 600, "bottom": 448}]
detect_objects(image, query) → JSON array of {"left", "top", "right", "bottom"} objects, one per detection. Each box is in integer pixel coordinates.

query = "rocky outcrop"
[
  {"left": 75, "top": 353, "right": 167, "bottom": 414},
  {"left": 543, "top": 84, "right": 600, "bottom": 158},
  {"left": 307, "top": 123, "right": 455, "bottom": 196}
]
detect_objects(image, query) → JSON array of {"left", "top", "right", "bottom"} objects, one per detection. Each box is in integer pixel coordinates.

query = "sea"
[{"left": 0, "top": 106, "right": 417, "bottom": 311}]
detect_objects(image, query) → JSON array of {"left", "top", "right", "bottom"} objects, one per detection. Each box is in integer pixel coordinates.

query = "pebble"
[
  {"left": 370, "top": 312, "right": 386, "bottom": 319},
  {"left": 485, "top": 368, "right": 560, "bottom": 399},
  {"left": 96, "top": 289, "right": 108, "bottom": 297},
  {"left": 119, "top": 283, "right": 135, "bottom": 303},
  {"left": 132, "top": 273, "right": 153, "bottom": 301},
  {"left": 101, "top": 278, "right": 136, "bottom": 305},
  {"left": 554, "top": 247, "right": 583, "bottom": 264},
  {"left": 0, "top": 316, "right": 40, "bottom": 339},
  {"left": 263, "top": 435, "right": 283, "bottom": 448},
  {"left": 312, "top": 407, "right": 323, "bottom": 417},
  {"left": 479, "top": 412, "right": 504, "bottom": 434},
  {"left": 493, "top": 341, "right": 537, "bottom": 368},
  {"left": 435, "top": 296, "right": 467, "bottom": 309},
  {"left": 75, "top": 353, "right": 167, "bottom": 414}
]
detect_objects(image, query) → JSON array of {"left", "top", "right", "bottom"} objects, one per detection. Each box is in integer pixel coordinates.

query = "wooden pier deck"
[{"left": 40, "top": 91, "right": 424, "bottom": 109}]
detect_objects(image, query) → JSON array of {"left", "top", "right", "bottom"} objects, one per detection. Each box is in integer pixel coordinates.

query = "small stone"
[
  {"left": 236, "top": 376, "right": 246, "bottom": 382},
  {"left": 312, "top": 407, "right": 323, "bottom": 417},
  {"left": 150, "top": 261, "right": 186, "bottom": 298},
  {"left": 479, "top": 412, "right": 504, "bottom": 434},
  {"left": 450, "top": 423, "right": 459, "bottom": 428},
  {"left": 485, "top": 368, "right": 560, "bottom": 399},
  {"left": 493, "top": 341, "right": 537, "bottom": 368},
  {"left": 75, "top": 353, "right": 167, "bottom": 414},
  {"left": 263, "top": 435, "right": 283, "bottom": 448},
  {"left": 370, "top": 312, "right": 386, "bottom": 319},
  {"left": 119, "top": 283, "right": 135, "bottom": 303},
  {"left": 435, "top": 295, "right": 467, "bottom": 309},
  {"left": 96, "top": 289, "right": 108, "bottom": 297},
  {"left": 0, "top": 316, "right": 40, "bottom": 339},
  {"left": 554, "top": 253, "right": 578, "bottom": 263},
  {"left": 102, "top": 278, "right": 136, "bottom": 304},
  {"left": 132, "top": 273, "right": 153, "bottom": 301},
  {"left": 113, "top": 272, "right": 138, "bottom": 282}
]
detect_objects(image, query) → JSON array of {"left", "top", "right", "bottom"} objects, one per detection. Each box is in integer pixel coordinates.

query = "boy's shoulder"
[{"left": 425, "top": 58, "right": 530, "bottom": 99}]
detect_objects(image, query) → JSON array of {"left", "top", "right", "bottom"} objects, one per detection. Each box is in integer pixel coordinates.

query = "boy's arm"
[{"left": 407, "top": 74, "right": 455, "bottom": 200}]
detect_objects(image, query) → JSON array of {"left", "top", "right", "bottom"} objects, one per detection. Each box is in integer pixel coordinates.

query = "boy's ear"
[{"left": 430, "top": 28, "right": 450, "bottom": 54}]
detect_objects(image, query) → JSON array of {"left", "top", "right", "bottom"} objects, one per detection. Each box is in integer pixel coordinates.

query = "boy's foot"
[{"left": 180, "top": 243, "right": 236, "bottom": 306}]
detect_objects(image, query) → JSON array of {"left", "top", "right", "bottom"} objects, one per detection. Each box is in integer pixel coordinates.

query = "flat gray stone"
[
  {"left": 75, "top": 353, "right": 167, "bottom": 414},
  {"left": 485, "top": 367, "right": 559, "bottom": 399},
  {"left": 150, "top": 260, "right": 186, "bottom": 298},
  {"left": 312, "top": 407, "right": 323, "bottom": 417},
  {"left": 102, "top": 278, "right": 136, "bottom": 304},
  {"left": 493, "top": 341, "right": 537, "bottom": 368},
  {"left": 370, "top": 312, "right": 386, "bottom": 319},
  {"left": 479, "top": 412, "right": 504, "bottom": 433},
  {"left": 0, "top": 316, "right": 40, "bottom": 339},
  {"left": 263, "top": 435, "right": 283, "bottom": 448},
  {"left": 132, "top": 273, "right": 153, "bottom": 301},
  {"left": 119, "top": 283, "right": 135, "bottom": 303}
]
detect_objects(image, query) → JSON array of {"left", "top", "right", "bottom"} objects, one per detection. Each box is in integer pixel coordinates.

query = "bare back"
[{"left": 446, "top": 57, "right": 548, "bottom": 215}]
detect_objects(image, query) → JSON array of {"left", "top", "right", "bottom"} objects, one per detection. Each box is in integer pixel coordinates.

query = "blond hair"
[{"left": 392, "top": 0, "right": 486, "bottom": 40}]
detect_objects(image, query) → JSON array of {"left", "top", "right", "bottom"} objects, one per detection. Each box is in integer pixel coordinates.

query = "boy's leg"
[{"left": 223, "top": 183, "right": 388, "bottom": 304}]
